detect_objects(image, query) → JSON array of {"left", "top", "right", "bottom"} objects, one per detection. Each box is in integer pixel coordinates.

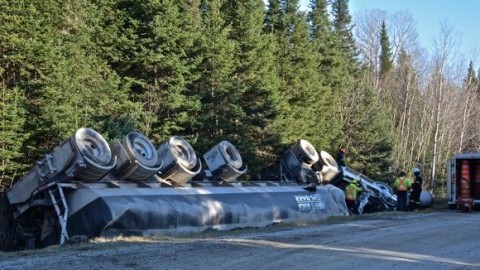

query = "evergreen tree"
[
  {"left": 264, "top": 0, "right": 284, "bottom": 34},
  {"left": 465, "top": 61, "right": 477, "bottom": 88},
  {"left": 307, "top": 0, "right": 343, "bottom": 150},
  {"left": 329, "top": 0, "right": 394, "bottom": 176},
  {"left": 221, "top": 0, "right": 280, "bottom": 178},
  {"left": 379, "top": 21, "right": 393, "bottom": 80},
  {"left": 22, "top": 1, "right": 137, "bottom": 154},
  {"left": 390, "top": 47, "right": 424, "bottom": 171},
  {"left": 0, "top": 87, "right": 28, "bottom": 191},
  {"left": 341, "top": 82, "right": 394, "bottom": 178},
  {"left": 308, "top": 0, "right": 331, "bottom": 41},
  {"left": 331, "top": 0, "right": 358, "bottom": 62},
  {"left": 0, "top": 1, "right": 50, "bottom": 178},
  {"left": 266, "top": 0, "right": 325, "bottom": 149},
  {"left": 461, "top": 61, "right": 479, "bottom": 152},
  {"left": 103, "top": 0, "right": 204, "bottom": 143},
  {"left": 0, "top": 0, "right": 141, "bottom": 175},
  {"left": 188, "top": 0, "right": 237, "bottom": 153}
]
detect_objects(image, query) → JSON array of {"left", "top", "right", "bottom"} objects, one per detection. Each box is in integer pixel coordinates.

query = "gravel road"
[{"left": 0, "top": 210, "right": 479, "bottom": 270}]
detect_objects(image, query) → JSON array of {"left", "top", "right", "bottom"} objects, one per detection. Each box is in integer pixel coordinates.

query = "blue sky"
[
  {"left": 297, "top": 0, "right": 480, "bottom": 62},
  {"left": 348, "top": 0, "right": 479, "bottom": 59}
]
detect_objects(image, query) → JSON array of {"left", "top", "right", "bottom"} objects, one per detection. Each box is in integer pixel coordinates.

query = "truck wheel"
[
  {"left": 74, "top": 128, "right": 112, "bottom": 165},
  {"left": 122, "top": 132, "right": 158, "bottom": 167},
  {"left": 319, "top": 151, "right": 340, "bottom": 183},
  {"left": 319, "top": 150, "right": 338, "bottom": 169},
  {"left": 292, "top": 139, "right": 319, "bottom": 165},
  {"left": 169, "top": 136, "right": 197, "bottom": 170},
  {"left": 219, "top": 141, "right": 243, "bottom": 170}
]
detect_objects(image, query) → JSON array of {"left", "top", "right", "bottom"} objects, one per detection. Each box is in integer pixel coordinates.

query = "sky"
[
  {"left": 294, "top": 0, "right": 480, "bottom": 64},
  {"left": 346, "top": 0, "right": 480, "bottom": 61}
]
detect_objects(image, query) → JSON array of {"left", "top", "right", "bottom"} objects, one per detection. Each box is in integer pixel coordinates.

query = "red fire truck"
[{"left": 446, "top": 153, "right": 480, "bottom": 211}]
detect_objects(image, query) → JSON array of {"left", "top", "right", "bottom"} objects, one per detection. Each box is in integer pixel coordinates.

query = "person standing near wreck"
[
  {"left": 394, "top": 170, "right": 412, "bottom": 211},
  {"left": 336, "top": 146, "right": 347, "bottom": 167},
  {"left": 409, "top": 168, "right": 423, "bottom": 211},
  {"left": 336, "top": 145, "right": 347, "bottom": 181},
  {"left": 344, "top": 179, "right": 362, "bottom": 215}
]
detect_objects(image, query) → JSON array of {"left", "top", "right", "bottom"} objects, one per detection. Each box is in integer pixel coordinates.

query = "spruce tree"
[
  {"left": 0, "top": 87, "right": 28, "bottom": 191},
  {"left": 307, "top": 0, "right": 342, "bottom": 150},
  {"left": 23, "top": 1, "right": 136, "bottom": 152},
  {"left": 0, "top": 0, "right": 141, "bottom": 172},
  {"left": 379, "top": 21, "right": 393, "bottom": 80},
  {"left": 266, "top": 0, "right": 325, "bottom": 149},
  {"left": 465, "top": 61, "right": 477, "bottom": 87},
  {"left": 264, "top": 0, "right": 284, "bottom": 34},
  {"left": 220, "top": 0, "right": 280, "bottom": 178},
  {"left": 188, "top": 0, "right": 237, "bottom": 153},
  {"left": 329, "top": 0, "right": 394, "bottom": 177},
  {"left": 331, "top": 0, "right": 358, "bottom": 62},
  {"left": 101, "top": 0, "right": 204, "bottom": 143},
  {"left": 340, "top": 82, "right": 394, "bottom": 178}
]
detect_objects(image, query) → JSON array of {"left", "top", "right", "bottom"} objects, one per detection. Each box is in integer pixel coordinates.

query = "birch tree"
[{"left": 429, "top": 21, "right": 459, "bottom": 193}]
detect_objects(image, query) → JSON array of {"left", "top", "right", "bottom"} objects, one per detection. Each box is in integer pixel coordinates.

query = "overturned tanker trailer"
[{"left": 2, "top": 128, "right": 349, "bottom": 250}]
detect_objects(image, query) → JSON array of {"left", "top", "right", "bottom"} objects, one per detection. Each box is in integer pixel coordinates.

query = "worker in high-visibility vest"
[
  {"left": 394, "top": 170, "right": 412, "bottom": 211},
  {"left": 344, "top": 179, "right": 362, "bottom": 215}
]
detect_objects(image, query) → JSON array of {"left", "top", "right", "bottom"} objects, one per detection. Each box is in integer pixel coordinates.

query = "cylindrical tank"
[
  {"left": 157, "top": 136, "right": 201, "bottom": 185},
  {"left": 420, "top": 191, "right": 433, "bottom": 208},
  {"left": 203, "top": 141, "right": 247, "bottom": 182},
  {"left": 65, "top": 183, "right": 349, "bottom": 240},
  {"left": 111, "top": 132, "right": 160, "bottom": 182}
]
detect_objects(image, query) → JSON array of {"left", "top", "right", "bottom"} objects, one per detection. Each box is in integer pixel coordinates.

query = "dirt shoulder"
[{"left": 1, "top": 206, "right": 479, "bottom": 270}]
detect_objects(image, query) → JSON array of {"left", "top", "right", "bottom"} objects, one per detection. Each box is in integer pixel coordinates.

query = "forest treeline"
[{"left": 1, "top": 0, "right": 478, "bottom": 195}]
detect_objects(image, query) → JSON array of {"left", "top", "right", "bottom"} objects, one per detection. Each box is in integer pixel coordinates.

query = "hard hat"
[
  {"left": 352, "top": 179, "right": 358, "bottom": 184},
  {"left": 413, "top": 167, "right": 420, "bottom": 173}
]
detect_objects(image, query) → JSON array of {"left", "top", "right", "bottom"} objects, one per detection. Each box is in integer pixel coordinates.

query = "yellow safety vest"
[
  {"left": 395, "top": 177, "right": 411, "bottom": 191},
  {"left": 345, "top": 183, "right": 361, "bottom": 201}
]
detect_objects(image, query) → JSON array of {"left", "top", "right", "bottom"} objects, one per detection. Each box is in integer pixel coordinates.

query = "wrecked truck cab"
[{"left": 336, "top": 167, "right": 397, "bottom": 212}]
